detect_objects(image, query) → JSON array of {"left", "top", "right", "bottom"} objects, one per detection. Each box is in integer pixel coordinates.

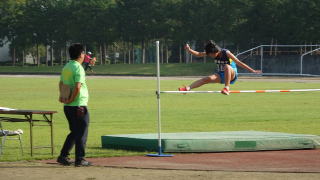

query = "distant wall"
[{"left": 0, "top": 42, "right": 10, "bottom": 62}]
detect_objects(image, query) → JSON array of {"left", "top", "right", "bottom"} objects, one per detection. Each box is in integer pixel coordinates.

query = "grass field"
[
  {"left": 0, "top": 63, "right": 215, "bottom": 76},
  {"left": 0, "top": 76, "right": 319, "bottom": 161}
]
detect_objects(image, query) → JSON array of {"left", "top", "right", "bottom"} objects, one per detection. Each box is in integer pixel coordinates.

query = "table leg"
[
  {"left": 28, "top": 115, "right": 33, "bottom": 157},
  {"left": 50, "top": 114, "right": 54, "bottom": 156}
]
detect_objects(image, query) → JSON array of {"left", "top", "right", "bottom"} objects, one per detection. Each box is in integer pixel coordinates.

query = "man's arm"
[
  {"left": 65, "top": 82, "right": 81, "bottom": 104},
  {"left": 59, "top": 81, "right": 81, "bottom": 104},
  {"left": 185, "top": 44, "right": 206, "bottom": 57},
  {"left": 59, "top": 81, "right": 63, "bottom": 92},
  {"left": 227, "top": 51, "right": 261, "bottom": 74}
]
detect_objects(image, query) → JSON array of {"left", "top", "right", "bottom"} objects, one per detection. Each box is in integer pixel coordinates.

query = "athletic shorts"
[{"left": 216, "top": 68, "right": 238, "bottom": 84}]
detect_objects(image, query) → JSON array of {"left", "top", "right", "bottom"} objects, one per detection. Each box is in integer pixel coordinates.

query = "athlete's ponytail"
[{"left": 205, "top": 40, "right": 221, "bottom": 55}]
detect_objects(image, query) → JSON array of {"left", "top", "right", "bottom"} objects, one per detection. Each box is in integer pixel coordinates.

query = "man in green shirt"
[{"left": 57, "top": 43, "right": 91, "bottom": 167}]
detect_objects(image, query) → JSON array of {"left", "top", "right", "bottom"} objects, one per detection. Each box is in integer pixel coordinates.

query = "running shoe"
[
  {"left": 178, "top": 86, "right": 188, "bottom": 95},
  {"left": 178, "top": 86, "right": 188, "bottom": 91},
  {"left": 221, "top": 88, "right": 230, "bottom": 95}
]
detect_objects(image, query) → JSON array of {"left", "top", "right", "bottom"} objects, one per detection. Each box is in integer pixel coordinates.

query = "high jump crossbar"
[{"left": 160, "top": 89, "right": 320, "bottom": 94}]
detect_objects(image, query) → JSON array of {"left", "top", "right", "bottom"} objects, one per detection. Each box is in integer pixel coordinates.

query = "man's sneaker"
[
  {"left": 14, "top": 129, "right": 23, "bottom": 135},
  {"left": 221, "top": 88, "right": 230, "bottom": 95},
  {"left": 57, "top": 156, "right": 73, "bottom": 166},
  {"left": 75, "top": 159, "right": 92, "bottom": 167}
]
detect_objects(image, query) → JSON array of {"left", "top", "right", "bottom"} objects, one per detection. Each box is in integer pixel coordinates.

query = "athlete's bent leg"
[
  {"left": 223, "top": 65, "right": 236, "bottom": 88},
  {"left": 188, "top": 74, "right": 221, "bottom": 90},
  {"left": 221, "top": 65, "right": 236, "bottom": 95}
]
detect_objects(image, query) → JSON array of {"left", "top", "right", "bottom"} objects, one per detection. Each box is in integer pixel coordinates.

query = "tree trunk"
[
  {"left": 60, "top": 48, "right": 63, "bottom": 66},
  {"left": 45, "top": 45, "right": 48, "bottom": 66},
  {"left": 236, "top": 45, "right": 239, "bottom": 55},
  {"left": 166, "top": 44, "right": 169, "bottom": 64},
  {"left": 190, "top": 42, "right": 194, "bottom": 63},
  {"left": 304, "top": 41, "right": 307, "bottom": 54},
  {"left": 112, "top": 45, "right": 114, "bottom": 63},
  {"left": 185, "top": 48, "right": 188, "bottom": 64},
  {"left": 270, "top": 38, "right": 273, "bottom": 56},
  {"left": 142, "top": 40, "right": 145, "bottom": 64},
  {"left": 161, "top": 42, "right": 164, "bottom": 64},
  {"left": 12, "top": 47, "right": 16, "bottom": 66},
  {"left": 103, "top": 42, "right": 107, "bottom": 64},
  {"left": 123, "top": 42, "right": 126, "bottom": 64},
  {"left": 32, "top": 50, "right": 36, "bottom": 65},
  {"left": 145, "top": 41, "right": 148, "bottom": 63},
  {"left": 179, "top": 44, "right": 182, "bottom": 63},
  {"left": 128, "top": 42, "right": 131, "bottom": 64},
  {"left": 275, "top": 40, "right": 278, "bottom": 56},
  {"left": 65, "top": 42, "right": 68, "bottom": 62},
  {"left": 99, "top": 44, "right": 103, "bottom": 64},
  {"left": 50, "top": 42, "right": 54, "bottom": 66},
  {"left": 102, "top": 43, "right": 105, "bottom": 64},
  {"left": 22, "top": 50, "right": 25, "bottom": 67},
  {"left": 132, "top": 42, "right": 135, "bottom": 64},
  {"left": 185, "top": 45, "right": 190, "bottom": 64},
  {"left": 36, "top": 43, "right": 40, "bottom": 67}
]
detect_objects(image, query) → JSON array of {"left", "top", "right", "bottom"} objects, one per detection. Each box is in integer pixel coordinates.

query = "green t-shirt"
[{"left": 60, "top": 60, "right": 89, "bottom": 106}]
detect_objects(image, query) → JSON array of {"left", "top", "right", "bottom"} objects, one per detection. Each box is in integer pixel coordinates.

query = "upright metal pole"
[
  {"left": 156, "top": 41, "right": 162, "bottom": 154},
  {"left": 146, "top": 41, "right": 173, "bottom": 157}
]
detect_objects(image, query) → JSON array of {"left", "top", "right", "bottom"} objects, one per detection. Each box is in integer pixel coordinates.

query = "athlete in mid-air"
[{"left": 179, "top": 41, "right": 261, "bottom": 95}]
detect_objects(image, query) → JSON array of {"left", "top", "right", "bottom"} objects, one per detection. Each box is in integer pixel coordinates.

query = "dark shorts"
[{"left": 216, "top": 68, "right": 238, "bottom": 84}]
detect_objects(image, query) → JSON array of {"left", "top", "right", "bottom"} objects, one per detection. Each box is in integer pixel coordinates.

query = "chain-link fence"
[{"left": 236, "top": 45, "right": 320, "bottom": 76}]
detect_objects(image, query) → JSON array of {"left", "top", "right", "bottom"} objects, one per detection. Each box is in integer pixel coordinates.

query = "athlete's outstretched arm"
[
  {"left": 185, "top": 44, "right": 206, "bottom": 57},
  {"left": 227, "top": 51, "right": 261, "bottom": 74}
]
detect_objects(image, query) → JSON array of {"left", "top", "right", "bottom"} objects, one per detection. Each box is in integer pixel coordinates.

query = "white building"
[
  {"left": 0, "top": 42, "right": 10, "bottom": 62},
  {"left": 0, "top": 41, "right": 35, "bottom": 64}
]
